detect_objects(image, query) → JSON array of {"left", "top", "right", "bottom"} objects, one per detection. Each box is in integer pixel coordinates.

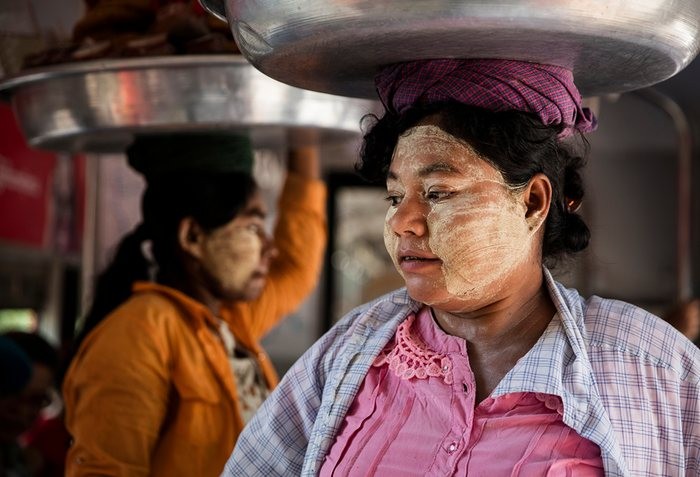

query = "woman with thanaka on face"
[
  {"left": 62, "top": 133, "right": 327, "bottom": 477},
  {"left": 225, "top": 60, "right": 700, "bottom": 476}
]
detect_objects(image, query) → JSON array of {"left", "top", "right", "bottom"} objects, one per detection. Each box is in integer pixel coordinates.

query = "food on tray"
[{"left": 22, "top": 0, "right": 239, "bottom": 69}]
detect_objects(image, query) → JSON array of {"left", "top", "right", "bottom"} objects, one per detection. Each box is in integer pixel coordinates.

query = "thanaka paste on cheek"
[
  {"left": 203, "top": 226, "right": 263, "bottom": 292},
  {"left": 384, "top": 124, "right": 538, "bottom": 307},
  {"left": 429, "top": 186, "right": 532, "bottom": 303}
]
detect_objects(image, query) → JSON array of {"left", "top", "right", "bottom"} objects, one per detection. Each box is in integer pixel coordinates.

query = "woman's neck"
[
  {"left": 431, "top": 271, "right": 556, "bottom": 402},
  {"left": 158, "top": 272, "right": 222, "bottom": 316},
  {"left": 433, "top": 285, "right": 553, "bottom": 344}
]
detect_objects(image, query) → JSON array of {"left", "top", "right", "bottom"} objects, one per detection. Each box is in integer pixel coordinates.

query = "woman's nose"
[
  {"left": 261, "top": 231, "right": 279, "bottom": 260},
  {"left": 388, "top": 196, "right": 428, "bottom": 237}
]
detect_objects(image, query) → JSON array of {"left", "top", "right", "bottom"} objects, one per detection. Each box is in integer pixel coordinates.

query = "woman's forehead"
[{"left": 389, "top": 125, "right": 498, "bottom": 181}]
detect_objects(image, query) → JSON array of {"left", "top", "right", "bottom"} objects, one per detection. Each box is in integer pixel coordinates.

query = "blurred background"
[{"left": 0, "top": 0, "right": 698, "bottom": 379}]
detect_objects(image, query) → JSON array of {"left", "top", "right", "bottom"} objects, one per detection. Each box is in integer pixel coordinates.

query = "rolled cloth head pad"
[
  {"left": 375, "top": 59, "right": 597, "bottom": 137},
  {"left": 127, "top": 132, "right": 254, "bottom": 177}
]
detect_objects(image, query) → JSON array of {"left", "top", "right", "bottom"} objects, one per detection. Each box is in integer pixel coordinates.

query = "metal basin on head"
[{"left": 200, "top": 0, "right": 700, "bottom": 98}]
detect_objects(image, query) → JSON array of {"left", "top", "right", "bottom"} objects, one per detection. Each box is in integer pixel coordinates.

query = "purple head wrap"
[{"left": 375, "top": 59, "right": 597, "bottom": 137}]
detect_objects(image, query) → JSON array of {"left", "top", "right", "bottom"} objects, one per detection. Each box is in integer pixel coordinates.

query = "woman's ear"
[
  {"left": 178, "top": 217, "right": 205, "bottom": 259},
  {"left": 523, "top": 173, "right": 552, "bottom": 231}
]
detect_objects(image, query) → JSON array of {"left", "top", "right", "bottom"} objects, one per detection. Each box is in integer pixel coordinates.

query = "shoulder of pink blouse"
[{"left": 373, "top": 313, "right": 454, "bottom": 384}]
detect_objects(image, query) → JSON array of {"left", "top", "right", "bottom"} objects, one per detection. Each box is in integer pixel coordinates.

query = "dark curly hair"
[{"left": 356, "top": 101, "right": 590, "bottom": 264}]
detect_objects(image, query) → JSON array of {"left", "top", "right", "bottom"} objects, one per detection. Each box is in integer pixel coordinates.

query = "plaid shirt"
[{"left": 226, "top": 269, "right": 700, "bottom": 476}]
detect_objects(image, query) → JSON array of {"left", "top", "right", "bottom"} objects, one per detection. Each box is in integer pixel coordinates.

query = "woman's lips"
[
  {"left": 398, "top": 251, "right": 442, "bottom": 273},
  {"left": 250, "top": 267, "right": 269, "bottom": 279}
]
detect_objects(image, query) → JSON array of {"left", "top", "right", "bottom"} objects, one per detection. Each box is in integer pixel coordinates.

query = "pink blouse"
[{"left": 319, "top": 307, "right": 604, "bottom": 476}]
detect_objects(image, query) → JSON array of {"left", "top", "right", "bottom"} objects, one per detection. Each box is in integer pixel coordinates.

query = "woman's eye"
[
  {"left": 384, "top": 194, "right": 402, "bottom": 206},
  {"left": 245, "top": 223, "right": 265, "bottom": 235},
  {"left": 425, "top": 190, "right": 452, "bottom": 202}
]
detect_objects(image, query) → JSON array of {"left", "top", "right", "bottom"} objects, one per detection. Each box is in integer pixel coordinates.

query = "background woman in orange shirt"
[{"left": 63, "top": 133, "right": 327, "bottom": 476}]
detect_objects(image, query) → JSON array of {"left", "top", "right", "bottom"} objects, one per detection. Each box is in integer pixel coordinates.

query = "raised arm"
[{"left": 288, "top": 145, "right": 322, "bottom": 180}]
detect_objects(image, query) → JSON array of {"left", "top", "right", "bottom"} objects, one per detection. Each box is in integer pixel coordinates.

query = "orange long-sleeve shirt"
[{"left": 63, "top": 173, "right": 327, "bottom": 476}]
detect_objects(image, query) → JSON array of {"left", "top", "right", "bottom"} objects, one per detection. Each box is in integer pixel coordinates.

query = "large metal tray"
[
  {"left": 0, "top": 55, "right": 379, "bottom": 153},
  {"left": 201, "top": 0, "right": 700, "bottom": 98}
]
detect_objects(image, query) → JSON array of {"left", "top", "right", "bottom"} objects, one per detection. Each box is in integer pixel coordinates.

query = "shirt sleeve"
[
  {"left": 63, "top": 307, "right": 171, "bottom": 476},
  {"left": 222, "top": 323, "right": 338, "bottom": 476},
  {"left": 223, "top": 172, "right": 328, "bottom": 340},
  {"left": 681, "top": 368, "right": 700, "bottom": 472}
]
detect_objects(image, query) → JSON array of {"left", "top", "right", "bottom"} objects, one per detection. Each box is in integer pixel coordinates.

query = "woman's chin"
[
  {"left": 242, "top": 280, "right": 267, "bottom": 301},
  {"left": 405, "top": 282, "right": 488, "bottom": 314},
  {"left": 404, "top": 279, "right": 450, "bottom": 306},
  {"left": 220, "top": 277, "right": 267, "bottom": 302}
]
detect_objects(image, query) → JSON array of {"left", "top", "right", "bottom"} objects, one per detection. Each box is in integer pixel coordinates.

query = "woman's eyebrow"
[
  {"left": 387, "top": 161, "right": 462, "bottom": 183},
  {"left": 242, "top": 206, "right": 267, "bottom": 219},
  {"left": 418, "top": 162, "right": 461, "bottom": 177}
]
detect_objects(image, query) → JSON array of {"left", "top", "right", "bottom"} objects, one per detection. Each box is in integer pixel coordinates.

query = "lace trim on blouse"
[
  {"left": 372, "top": 312, "right": 454, "bottom": 384},
  {"left": 534, "top": 392, "right": 564, "bottom": 415},
  {"left": 371, "top": 311, "right": 566, "bottom": 417}
]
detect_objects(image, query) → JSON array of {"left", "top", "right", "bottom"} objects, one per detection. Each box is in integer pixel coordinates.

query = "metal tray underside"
[
  {"left": 0, "top": 55, "right": 379, "bottom": 153},
  {"left": 202, "top": 0, "right": 700, "bottom": 98}
]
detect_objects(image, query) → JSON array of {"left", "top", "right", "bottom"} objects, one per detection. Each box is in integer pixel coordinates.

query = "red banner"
[{"left": 0, "top": 104, "right": 56, "bottom": 249}]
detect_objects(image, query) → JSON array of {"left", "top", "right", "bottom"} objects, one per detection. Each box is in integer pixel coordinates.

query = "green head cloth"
[{"left": 127, "top": 132, "right": 254, "bottom": 178}]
